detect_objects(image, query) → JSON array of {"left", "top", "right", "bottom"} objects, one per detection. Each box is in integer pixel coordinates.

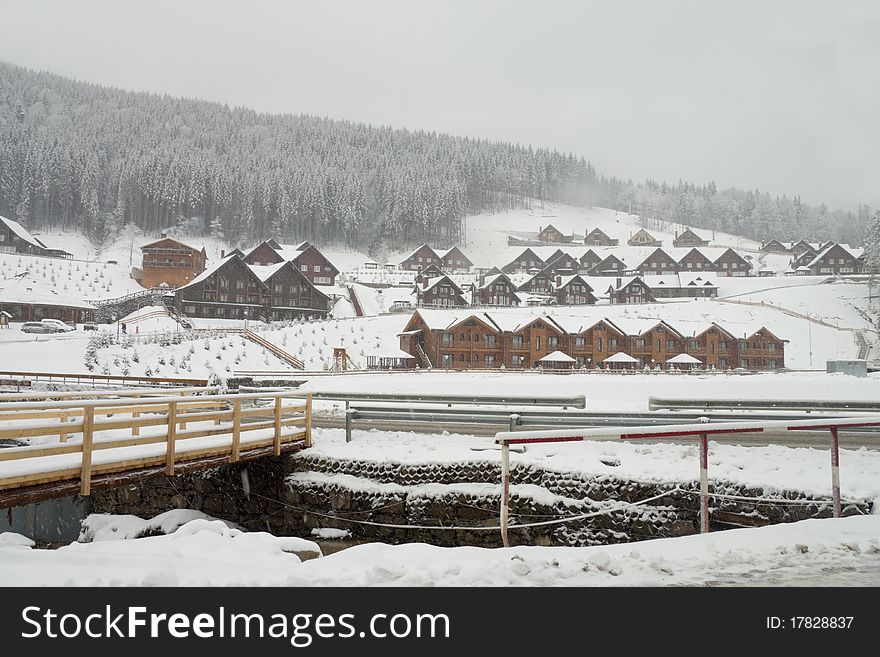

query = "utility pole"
[{"left": 808, "top": 318, "right": 812, "bottom": 368}]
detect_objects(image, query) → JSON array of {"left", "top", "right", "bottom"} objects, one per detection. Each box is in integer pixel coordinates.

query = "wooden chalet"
[
  {"left": 579, "top": 249, "right": 602, "bottom": 272},
  {"left": 672, "top": 228, "right": 710, "bottom": 248},
  {"left": 436, "top": 246, "right": 473, "bottom": 273},
  {"left": 414, "top": 275, "right": 468, "bottom": 307},
  {"left": 646, "top": 274, "right": 718, "bottom": 299},
  {"left": 398, "top": 310, "right": 786, "bottom": 372},
  {"left": 400, "top": 244, "right": 442, "bottom": 271},
  {"left": 501, "top": 248, "right": 546, "bottom": 274},
  {"left": 472, "top": 273, "right": 521, "bottom": 307},
  {"left": 553, "top": 275, "right": 596, "bottom": 305},
  {"left": 516, "top": 270, "right": 555, "bottom": 296},
  {"left": 760, "top": 240, "right": 790, "bottom": 254},
  {"left": 140, "top": 236, "right": 207, "bottom": 288},
  {"left": 173, "top": 254, "right": 330, "bottom": 321},
  {"left": 627, "top": 229, "right": 662, "bottom": 247},
  {"left": 713, "top": 248, "right": 752, "bottom": 276},
  {"left": 542, "top": 249, "right": 580, "bottom": 275},
  {"left": 244, "top": 240, "right": 339, "bottom": 286},
  {"left": 584, "top": 228, "right": 619, "bottom": 247},
  {"left": 588, "top": 254, "right": 627, "bottom": 276},
  {"left": 678, "top": 248, "right": 716, "bottom": 272},
  {"left": 536, "top": 224, "right": 572, "bottom": 243},
  {"left": 738, "top": 327, "right": 786, "bottom": 369},
  {"left": 0, "top": 214, "right": 72, "bottom": 259},
  {"left": 638, "top": 248, "right": 679, "bottom": 275},
  {"left": 804, "top": 243, "right": 862, "bottom": 275},
  {"left": 608, "top": 276, "right": 655, "bottom": 304}
]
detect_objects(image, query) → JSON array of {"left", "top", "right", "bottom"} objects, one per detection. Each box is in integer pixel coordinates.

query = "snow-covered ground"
[{"left": 1, "top": 516, "right": 878, "bottom": 586}]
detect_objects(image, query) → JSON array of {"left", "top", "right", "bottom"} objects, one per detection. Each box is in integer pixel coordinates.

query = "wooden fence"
[
  {"left": 0, "top": 370, "right": 209, "bottom": 387},
  {"left": 0, "top": 390, "right": 312, "bottom": 496}
]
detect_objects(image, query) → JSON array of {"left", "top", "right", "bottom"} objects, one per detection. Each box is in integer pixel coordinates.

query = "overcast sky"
[{"left": 1, "top": 0, "right": 878, "bottom": 209}]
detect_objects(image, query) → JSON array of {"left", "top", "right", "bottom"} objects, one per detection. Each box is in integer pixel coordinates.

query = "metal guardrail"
[
  {"left": 649, "top": 397, "right": 880, "bottom": 412},
  {"left": 0, "top": 370, "right": 209, "bottom": 388},
  {"left": 309, "top": 391, "right": 586, "bottom": 408}
]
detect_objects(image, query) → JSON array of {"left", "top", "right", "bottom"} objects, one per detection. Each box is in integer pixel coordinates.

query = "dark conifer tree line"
[{"left": 0, "top": 62, "right": 870, "bottom": 253}]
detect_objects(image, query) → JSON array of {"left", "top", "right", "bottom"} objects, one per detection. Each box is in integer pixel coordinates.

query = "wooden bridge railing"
[
  {"left": 0, "top": 390, "right": 312, "bottom": 496},
  {"left": 0, "top": 370, "right": 209, "bottom": 387}
]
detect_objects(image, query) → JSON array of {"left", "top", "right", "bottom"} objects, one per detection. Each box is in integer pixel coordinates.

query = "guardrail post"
[
  {"left": 345, "top": 408, "right": 356, "bottom": 443},
  {"left": 699, "top": 433, "right": 709, "bottom": 534},
  {"left": 501, "top": 440, "right": 510, "bottom": 548},
  {"left": 231, "top": 398, "right": 241, "bottom": 462},
  {"left": 829, "top": 427, "right": 841, "bottom": 518},
  {"left": 509, "top": 413, "right": 520, "bottom": 432},
  {"left": 132, "top": 393, "right": 140, "bottom": 436},
  {"left": 305, "top": 393, "right": 312, "bottom": 448},
  {"left": 166, "top": 401, "right": 178, "bottom": 475},
  {"left": 274, "top": 394, "right": 283, "bottom": 456},
  {"left": 80, "top": 405, "right": 95, "bottom": 496}
]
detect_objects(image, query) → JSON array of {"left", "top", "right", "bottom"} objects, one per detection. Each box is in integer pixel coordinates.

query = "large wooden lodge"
[{"left": 399, "top": 310, "right": 786, "bottom": 371}]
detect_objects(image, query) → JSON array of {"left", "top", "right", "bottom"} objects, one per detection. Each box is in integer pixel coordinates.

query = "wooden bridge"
[{"left": 0, "top": 388, "right": 311, "bottom": 507}]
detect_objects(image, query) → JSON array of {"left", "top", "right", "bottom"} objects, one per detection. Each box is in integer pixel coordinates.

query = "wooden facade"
[
  {"left": 678, "top": 248, "right": 716, "bottom": 272},
  {"left": 293, "top": 244, "right": 339, "bottom": 286},
  {"left": 542, "top": 250, "right": 580, "bottom": 275},
  {"left": 638, "top": 248, "right": 679, "bottom": 275},
  {"left": 140, "top": 237, "right": 207, "bottom": 288},
  {"left": 760, "top": 240, "right": 790, "bottom": 254},
  {"left": 554, "top": 275, "right": 596, "bottom": 305},
  {"left": 415, "top": 275, "right": 468, "bottom": 307},
  {"left": 174, "top": 255, "right": 330, "bottom": 320},
  {"left": 536, "top": 224, "right": 570, "bottom": 243},
  {"left": 673, "top": 228, "right": 710, "bottom": 247},
  {"left": 501, "top": 248, "right": 546, "bottom": 274},
  {"left": 579, "top": 249, "right": 602, "bottom": 271},
  {"left": 472, "top": 273, "right": 521, "bottom": 306},
  {"left": 399, "top": 311, "right": 786, "bottom": 371},
  {"left": 0, "top": 214, "right": 72, "bottom": 259},
  {"left": 806, "top": 244, "right": 862, "bottom": 275},
  {"left": 517, "top": 271, "right": 555, "bottom": 295},
  {"left": 0, "top": 301, "right": 95, "bottom": 324},
  {"left": 438, "top": 246, "right": 473, "bottom": 273},
  {"left": 589, "top": 254, "right": 627, "bottom": 276},
  {"left": 714, "top": 248, "right": 752, "bottom": 276},
  {"left": 400, "top": 244, "right": 442, "bottom": 271},
  {"left": 627, "top": 229, "right": 662, "bottom": 247},
  {"left": 608, "top": 276, "right": 656, "bottom": 304},
  {"left": 244, "top": 241, "right": 285, "bottom": 266},
  {"left": 584, "top": 228, "right": 619, "bottom": 246}
]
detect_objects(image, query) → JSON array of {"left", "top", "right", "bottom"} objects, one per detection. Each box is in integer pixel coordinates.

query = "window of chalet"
[
  {"left": 608, "top": 338, "right": 617, "bottom": 349},
  {"left": 635, "top": 338, "right": 645, "bottom": 349},
  {"left": 548, "top": 336, "right": 558, "bottom": 348},
  {"left": 511, "top": 336, "right": 523, "bottom": 348},
  {"left": 485, "top": 354, "right": 496, "bottom": 364},
  {"left": 485, "top": 335, "right": 496, "bottom": 347},
  {"left": 597, "top": 337, "right": 603, "bottom": 351},
  {"left": 666, "top": 340, "right": 675, "bottom": 350},
  {"left": 535, "top": 336, "right": 541, "bottom": 351},
  {"left": 575, "top": 337, "right": 586, "bottom": 348}
]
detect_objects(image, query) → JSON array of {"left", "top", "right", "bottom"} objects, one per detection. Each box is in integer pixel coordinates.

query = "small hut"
[
  {"left": 666, "top": 353, "right": 703, "bottom": 370},
  {"left": 603, "top": 352, "right": 639, "bottom": 370},
  {"left": 366, "top": 348, "right": 416, "bottom": 370},
  {"left": 0, "top": 310, "right": 11, "bottom": 329},
  {"left": 538, "top": 351, "right": 576, "bottom": 370}
]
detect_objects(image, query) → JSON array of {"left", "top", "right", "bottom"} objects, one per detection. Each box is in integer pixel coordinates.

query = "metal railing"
[
  {"left": 494, "top": 416, "right": 880, "bottom": 546},
  {"left": 649, "top": 397, "right": 880, "bottom": 413},
  {"left": 0, "top": 390, "right": 312, "bottom": 497}
]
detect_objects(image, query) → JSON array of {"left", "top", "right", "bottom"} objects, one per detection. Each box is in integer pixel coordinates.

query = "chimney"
[
  {"left": 555, "top": 275, "right": 562, "bottom": 287},
  {"left": 422, "top": 276, "right": 429, "bottom": 290},
  {"left": 221, "top": 249, "right": 225, "bottom": 258},
  {"left": 160, "top": 232, "right": 167, "bottom": 239},
  {"left": 616, "top": 277, "right": 622, "bottom": 289}
]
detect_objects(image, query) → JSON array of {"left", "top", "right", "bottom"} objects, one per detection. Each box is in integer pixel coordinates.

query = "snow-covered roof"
[
  {"left": 247, "top": 262, "right": 287, "bottom": 282},
  {"left": 0, "top": 214, "right": 60, "bottom": 252},
  {"left": 176, "top": 253, "right": 238, "bottom": 291},
  {"left": 539, "top": 350, "right": 576, "bottom": 362}
]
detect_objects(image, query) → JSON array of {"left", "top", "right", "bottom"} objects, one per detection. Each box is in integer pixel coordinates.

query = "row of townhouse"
[
  {"left": 414, "top": 269, "right": 719, "bottom": 309},
  {"left": 502, "top": 245, "right": 752, "bottom": 277},
  {"left": 399, "top": 310, "right": 786, "bottom": 371},
  {"left": 398, "top": 244, "right": 474, "bottom": 273},
  {"left": 533, "top": 224, "right": 711, "bottom": 249}
]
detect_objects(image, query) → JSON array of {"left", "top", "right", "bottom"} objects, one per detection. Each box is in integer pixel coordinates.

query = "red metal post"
[
  {"left": 501, "top": 442, "right": 510, "bottom": 548},
  {"left": 700, "top": 433, "right": 709, "bottom": 534},
  {"left": 830, "top": 427, "right": 841, "bottom": 518}
]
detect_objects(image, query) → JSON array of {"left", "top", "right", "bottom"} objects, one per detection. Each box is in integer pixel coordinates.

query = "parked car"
[
  {"left": 40, "top": 319, "right": 76, "bottom": 332},
  {"left": 82, "top": 322, "right": 99, "bottom": 331},
  {"left": 21, "top": 321, "right": 60, "bottom": 334}
]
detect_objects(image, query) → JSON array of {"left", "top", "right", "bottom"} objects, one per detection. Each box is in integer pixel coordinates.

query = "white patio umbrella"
[
  {"left": 666, "top": 353, "right": 702, "bottom": 364},
  {"left": 539, "top": 350, "right": 576, "bottom": 363},
  {"left": 603, "top": 352, "right": 638, "bottom": 363}
]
